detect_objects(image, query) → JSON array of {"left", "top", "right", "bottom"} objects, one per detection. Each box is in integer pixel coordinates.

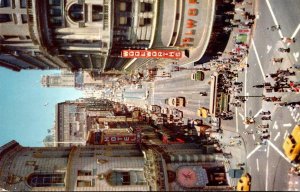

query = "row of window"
[
  {"left": 0, "top": 13, "right": 27, "bottom": 23},
  {"left": 0, "top": 0, "right": 26, "bottom": 8},
  {"left": 27, "top": 170, "right": 145, "bottom": 187}
]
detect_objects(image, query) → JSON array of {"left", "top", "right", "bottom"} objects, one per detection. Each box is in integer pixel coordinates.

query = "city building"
[
  {"left": 54, "top": 98, "right": 147, "bottom": 147},
  {"left": 0, "top": 140, "right": 233, "bottom": 191},
  {"left": 41, "top": 69, "right": 122, "bottom": 89},
  {"left": 1, "top": 0, "right": 229, "bottom": 73}
]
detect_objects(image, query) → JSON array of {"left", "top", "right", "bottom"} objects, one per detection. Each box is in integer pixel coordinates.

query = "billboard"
[{"left": 121, "top": 50, "right": 182, "bottom": 59}]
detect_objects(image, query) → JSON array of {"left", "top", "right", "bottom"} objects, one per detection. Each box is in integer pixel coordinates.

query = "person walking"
[
  {"left": 272, "top": 58, "right": 284, "bottom": 64},
  {"left": 267, "top": 25, "right": 281, "bottom": 31},
  {"left": 278, "top": 47, "right": 290, "bottom": 53},
  {"left": 281, "top": 37, "right": 296, "bottom": 43}
]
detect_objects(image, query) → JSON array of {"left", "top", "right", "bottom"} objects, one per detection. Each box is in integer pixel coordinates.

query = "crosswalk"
[{"left": 287, "top": 106, "right": 300, "bottom": 123}]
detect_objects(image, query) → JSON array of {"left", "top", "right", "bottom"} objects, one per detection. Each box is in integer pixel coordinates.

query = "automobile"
[
  {"left": 191, "top": 70, "right": 205, "bottom": 81},
  {"left": 161, "top": 108, "right": 169, "bottom": 114},
  {"left": 197, "top": 107, "right": 209, "bottom": 118},
  {"left": 171, "top": 109, "right": 183, "bottom": 119},
  {"left": 165, "top": 97, "right": 186, "bottom": 107},
  {"left": 149, "top": 105, "right": 161, "bottom": 114},
  {"left": 236, "top": 173, "right": 251, "bottom": 191},
  {"left": 283, "top": 125, "right": 300, "bottom": 163}
]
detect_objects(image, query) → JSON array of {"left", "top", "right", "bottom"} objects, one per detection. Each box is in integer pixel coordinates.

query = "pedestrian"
[
  {"left": 278, "top": 47, "right": 290, "bottom": 53},
  {"left": 267, "top": 25, "right": 281, "bottom": 31},
  {"left": 281, "top": 37, "right": 296, "bottom": 43},
  {"left": 272, "top": 58, "right": 284, "bottom": 64}
]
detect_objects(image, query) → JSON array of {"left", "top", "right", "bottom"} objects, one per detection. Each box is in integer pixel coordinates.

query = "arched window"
[
  {"left": 106, "top": 170, "right": 146, "bottom": 186},
  {"left": 27, "top": 173, "right": 65, "bottom": 187},
  {"left": 68, "top": 4, "right": 84, "bottom": 22}
]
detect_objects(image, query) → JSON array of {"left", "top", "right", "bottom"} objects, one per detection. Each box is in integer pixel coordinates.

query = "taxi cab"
[
  {"left": 236, "top": 173, "right": 251, "bottom": 191},
  {"left": 197, "top": 107, "right": 209, "bottom": 118},
  {"left": 282, "top": 125, "right": 300, "bottom": 163}
]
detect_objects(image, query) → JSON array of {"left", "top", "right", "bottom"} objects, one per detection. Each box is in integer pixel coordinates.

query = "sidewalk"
[{"left": 210, "top": 129, "right": 248, "bottom": 187}]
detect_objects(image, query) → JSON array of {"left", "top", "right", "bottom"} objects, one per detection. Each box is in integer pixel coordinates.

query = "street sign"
[{"left": 121, "top": 50, "right": 182, "bottom": 59}]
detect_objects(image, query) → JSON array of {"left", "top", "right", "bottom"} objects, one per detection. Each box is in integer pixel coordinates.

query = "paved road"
[
  {"left": 226, "top": 0, "right": 300, "bottom": 191},
  {"left": 113, "top": 0, "right": 300, "bottom": 190}
]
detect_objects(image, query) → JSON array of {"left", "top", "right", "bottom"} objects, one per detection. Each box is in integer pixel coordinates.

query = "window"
[
  {"left": 49, "top": 0, "right": 61, "bottom": 6},
  {"left": 21, "top": 14, "right": 27, "bottom": 23},
  {"left": 68, "top": 4, "right": 84, "bottom": 22},
  {"left": 77, "top": 170, "right": 92, "bottom": 176},
  {"left": 119, "top": 2, "right": 131, "bottom": 12},
  {"left": 119, "top": 17, "right": 131, "bottom": 26},
  {"left": 27, "top": 173, "right": 65, "bottom": 187},
  {"left": 50, "top": 18, "right": 62, "bottom": 27},
  {"left": 106, "top": 171, "right": 146, "bottom": 186},
  {"left": 0, "top": 14, "right": 12, "bottom": 23},
  {"left": 0, "top": 0, "right": 10, "bottom": 7},
  {"left": 20, "top": 0, "right": 26, "bottom": 8},
  {"left": 140, "top": 2, "right": 151, "bottom": 12},
  {"left": 50, "top": 8, "right": 61, "bottom": 17},
  {"left": 92, "top": 5, "right": 103, "bottom": 21},
  {"left": 77, "top": 180, "right": 95, "bottom": 187}
]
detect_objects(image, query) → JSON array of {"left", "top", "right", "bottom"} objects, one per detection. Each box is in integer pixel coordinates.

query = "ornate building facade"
[
  {"left": 0, "top": 0, "right": 221, "bottom": 72},
  {"left": 0, "top": 140, "right": 233, "bottom": 191}
]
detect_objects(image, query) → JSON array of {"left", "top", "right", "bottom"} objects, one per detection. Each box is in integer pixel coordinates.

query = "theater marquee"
[{"left": 121, "top": 50, "right": 182, "bottom": 59}]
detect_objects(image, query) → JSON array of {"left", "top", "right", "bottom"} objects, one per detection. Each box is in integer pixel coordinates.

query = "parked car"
[
  {"left": 161, "top": 108, "right": 169, "bottom": 114},
  {"left": 165, "top": 97, "right": 186, "bottom": 107},
  {"left": 171, "top": 109, "right": 183, "bottom": 119}
]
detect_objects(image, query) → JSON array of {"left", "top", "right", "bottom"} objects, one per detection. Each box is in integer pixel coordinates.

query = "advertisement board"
[{"left": 121, "top": 50, "right": 182, "bottom": 59}]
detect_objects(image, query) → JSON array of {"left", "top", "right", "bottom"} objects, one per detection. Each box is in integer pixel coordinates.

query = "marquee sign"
[
  {"left": 103, "top": 135, "right": 136, "bottom": 144},
  {"left": 121, "top": 50, "right": 182, "bottom": 59}
]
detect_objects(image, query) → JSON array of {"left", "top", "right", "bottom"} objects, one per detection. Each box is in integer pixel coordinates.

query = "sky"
[{"left": 0, "top": 68, "right": 83, "bottom": 147}]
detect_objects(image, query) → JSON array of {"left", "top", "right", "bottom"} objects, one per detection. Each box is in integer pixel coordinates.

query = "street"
[{"left": 110, "top": 0, "right": 300, "bottom": 191}]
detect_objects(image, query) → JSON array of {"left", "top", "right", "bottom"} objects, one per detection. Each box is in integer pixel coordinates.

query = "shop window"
[
  {"left": 77, "top": 170, "right": 92, "bottom": 176},
  {"left": 92, "top": 5, "right": 103, "bottom": 21},
  {"left": 21, "top": 14, "right": 27, "bottom": 23},
  {"left": 0, "top": 14, "right": 12, "bottom": 23},
  {"left": 0, "top": 0, "right": 10, "bottom": 7},
  {"left": 27, "top": 173, "right": 65, "bottom": 187},
  {"left": 20, "top": 0, "right": 26, "bottom": 8},
  {"left": 68, "top": 4, "right": 84, "bottom": 22}
]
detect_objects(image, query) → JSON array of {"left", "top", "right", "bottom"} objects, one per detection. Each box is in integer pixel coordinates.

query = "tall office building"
[
  {"left": 1, "top": 0, "right": 231, "bottom": 72},
  {"left": 0, "top": 140, "right": 233, "bottom": 191},
  {"left": 41, "top": 69, "right": 75, "bottom": 88}
]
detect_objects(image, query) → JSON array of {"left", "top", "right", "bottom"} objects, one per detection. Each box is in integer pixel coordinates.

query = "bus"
[{"left": 283, "top": 125, "right": 300, "bottom": 163}]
